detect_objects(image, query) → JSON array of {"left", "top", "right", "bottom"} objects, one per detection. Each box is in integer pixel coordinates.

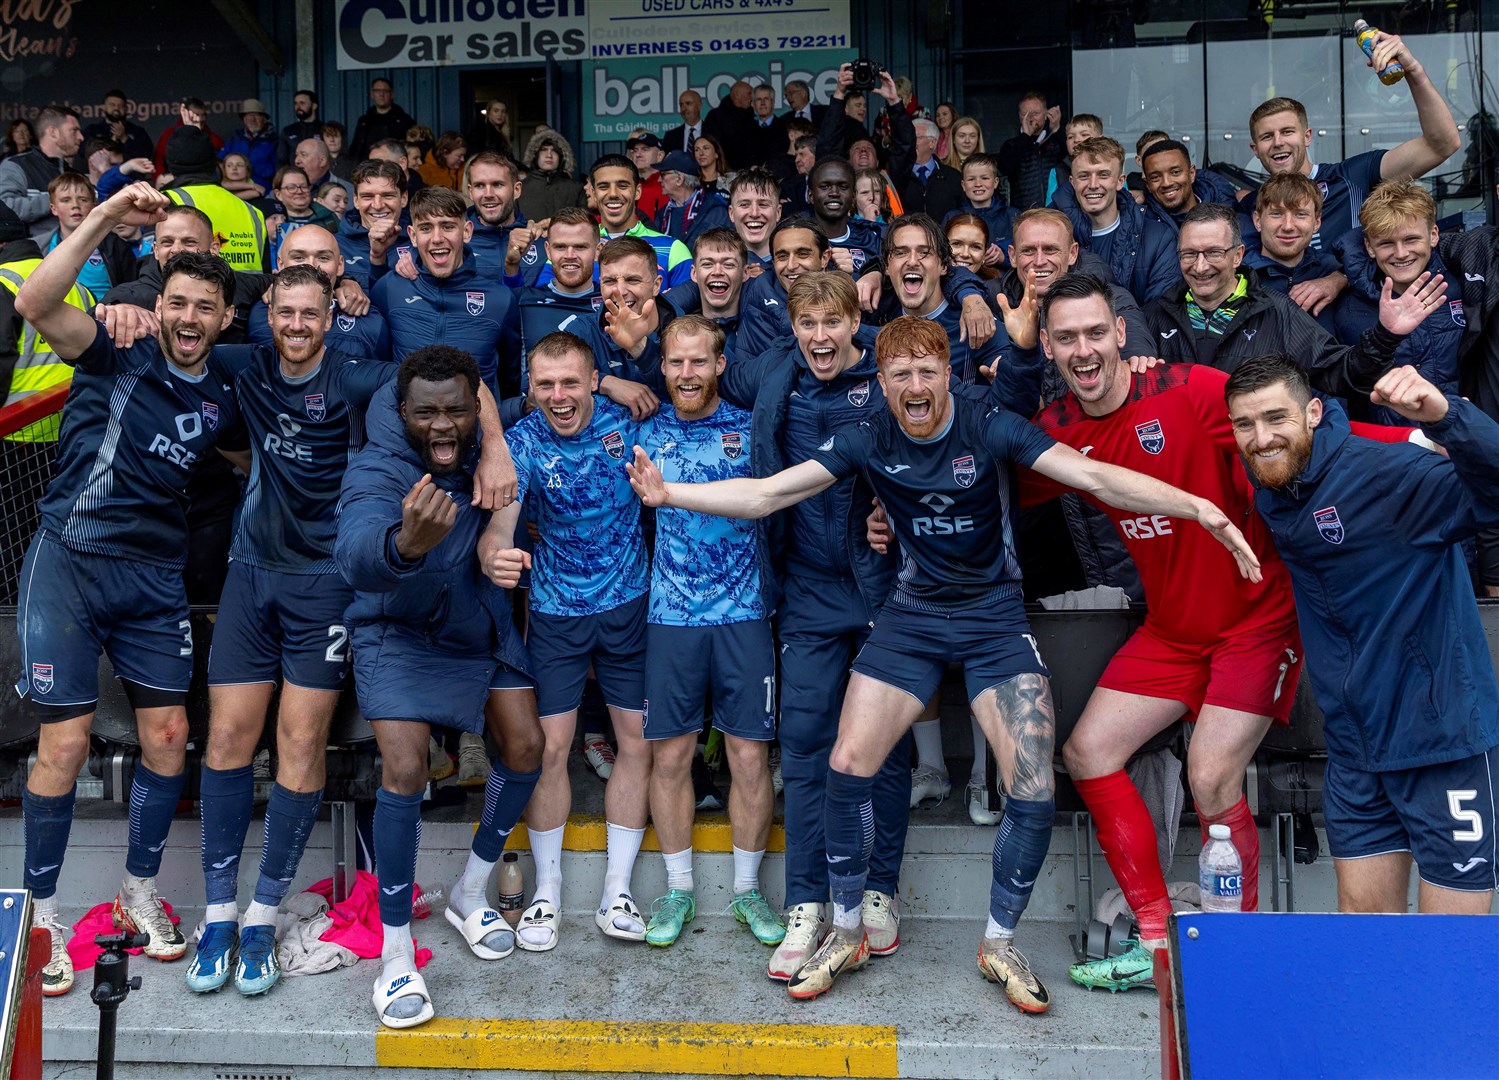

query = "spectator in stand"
[
  {"left": 295, "top": 138, "right": 355, "bottom": 205},
  {"left": 943, "top": 117, "right": 986, "bottom": 171},
  {"left": 82, "top": 90, "right": 153, "bottom": 163},
  {"left": 655, "top": 151, "right": 730, "bottom": 249},
  {"left": 947, "top": 154, "right": 1012, "bottom": 269},
  {"left": 221, "top": 99, "right": 281, "bottom": 193},
  {"left": 351, "top": 78, "right": 417, "bottom": 162},
  {"left": 153, "top": 98, "right": 224, "bottom": 175},
  {"left": 821, "top": 89, "right": 869, "bottom": 161},
  {"left": 518, "top": 129, "right": 585, "bottom": 222},
  {"left": 945, "top": 212, "right": 1001, "bottom": 282},
  {"left": 1127, "top": 129, "right": 1168, "bottom": 194},
  {"left": 628, "top": 132, "right": 668, "bottom": 223},
  {"left": 1243, "top": 173, "right": 1343, "bottom": 330},
  {"left": 777, "top": 79, "right": 826, "bottom": 141},
  {"left": 219, "top": 153, "right": 266, "bottom": 203},
  {"left": 765, "top": 119, "right": 815, "bottom": 187},
  {"left": 0, "top": 106, "right": 84, "bottom": 244},
  {"left": 1041, "top": 113, "right": 1101, "bottom": 206},
  {"left": 315, "top": 181, "right": 348, "bottom": 218},
  {"left": 934, "top": 103, "right": 957, "bottom": 162},
  {"left": 854, "top": 168, "right": 893, "bottom": 225},
  {"left": 467, "top": 100, "right": 513, "bottom": 159},
  {"left": 704, "top": 81, "right": 755, "bottom": 169},
  {"left": 418, "top": 132, "right": 467, "bottom": 191},
  {"left": 81, "top": 138, "right": 123, "bottom": 191},
  {"left": 322, "top": 123, "right": 354, "bottom": 181},
  {"left": 693, "top": 135, "right": 733, "bottom": 198},
  {"left": 875, "top": 75, "right": 929, "bottom": 155},
  {"left": 895, "top": 118, "right": 963, "bottom": 222},
  {"left": 748, "top": 85, "right": 781, "bottom": 166},
  {"left": 3, "top": 121, "right": 37, "bottom": 162},
  {"left": 268, "top": 165, "right": 340, "bottom": 267},
  {"left": 44, "top": 174, "right": 137, "bottom": 298},
  {"left": 281, "top": 89, "right": 322, "bottom": 159},
  {"left": 662, "top": 90, "right": 705, "bottom": 155},
  {"left": 998, "top": 91, "right": 1066, "bottom": 210},
  {"left": 163, "top": 127, "right": 268, "bottom": 273}
]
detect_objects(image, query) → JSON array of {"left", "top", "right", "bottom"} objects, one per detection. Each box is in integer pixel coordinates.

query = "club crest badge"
[
  {"left": 336, "top": 314, "right": 355, "bottom": 333},
  {"left": 30, "top": 663, "right": 53, "bottom": 695},
  {"left": 1450, "top": 299, "right": 1466, "bottom": 327},
  {"left": 466, "top": 291, "right": 486, "bottom": 316},
  {"left": 721, "top": 432, "right": 743, "bottom": 459},
  {"left": 952, "top": 454, "right": 976, "bottom": 488},
  {"left": 1313, "top": 505, "right": 1344, "bottom": 545},
  {"left": 591, "top": 295, "right": 603, "bottom": 312},
  {"left": 1134, "top": 419, "right": 1164, "bottom": 455},
  {"left": 305, "top": 393, "right": 326, "bottom": 422},
  {"left": 848, "top": 381, "right": 870, "bottom": 407},
  {"left": 602, "top": 430, "right": 626, "bottom": 459},
  {"left": 201, "top": 402, "right": 219, "bottom": 431}
]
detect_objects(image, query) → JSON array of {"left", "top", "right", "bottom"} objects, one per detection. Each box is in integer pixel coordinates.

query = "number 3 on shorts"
[{"left": 1447, "top": 789, "right": 1484, "bottom": 842}]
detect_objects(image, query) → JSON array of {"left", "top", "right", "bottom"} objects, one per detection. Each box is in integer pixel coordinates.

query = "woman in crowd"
[
  {"left": 693, "top": 134, "right": 733, "bottom": 197},
  {"left": 3, "top": 120, "right": 36, "bottom": 161},
  {"left": 935, "top": 102, "right": 957, "bottom": 162},
  {"left": 220, "top": 152, "right": 265, "bottom": 201},
  {"left": 316, "top": 181, "right": 348, "bottom": 218},
  {"left": 945, "top": 117, "right": 987, "bottom": 170},
  {"left": 518, "top": 129, "right": 587, "bottom": 221},
  {"left": 945, "top": 212, "right": 1001, "bottom": 280},
  {"left": 468, "top": 99, "right": 513, "bottom": 158},
  {"left": 419, "top": 131, "right": 468, "bottom": 190}
]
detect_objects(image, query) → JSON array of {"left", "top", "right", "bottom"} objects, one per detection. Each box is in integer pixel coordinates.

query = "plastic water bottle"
[
  {"left": 1354, "top": 19, "right": 1406, "bottom": 85},
  {"left": 497, "top": 852, "right": 525, "bottom": 928},
  {"left": 1198, "top": 825, "right": 1243, "bottom": 913},
  {"left": 410, "top": 885, "right": 444, "bottom": 920}
]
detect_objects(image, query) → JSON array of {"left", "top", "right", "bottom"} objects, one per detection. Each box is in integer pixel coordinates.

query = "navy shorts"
[
  {"left": 351, "top": 625, "right": 532, "bottom": 734},
  {"left": 528, "top": 594, "right": 647, "bottom": 718},
  {"left": 852, "top": 592, "right": 1049, "bottom": 705},
  {"left": 16, "top": 531, "right": 192, "bottom": 713},
  {"left": 643, "top": 620, "right": 776, "bottom": 742},
  {"left": 207, "top": 562, "right": 352, "bottom": 692},
  {"left": 1325, "top": 745, "right": 1499, "bottom": 893}
]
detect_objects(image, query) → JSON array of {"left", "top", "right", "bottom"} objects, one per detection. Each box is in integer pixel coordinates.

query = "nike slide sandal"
[
  {"left": 373, "top": 968, "right": 435, "bottom": 1030},
  {"left": 445, "top": 905, "right": 515, "bottom": 961}
]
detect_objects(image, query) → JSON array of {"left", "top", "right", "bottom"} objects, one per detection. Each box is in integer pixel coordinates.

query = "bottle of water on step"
[{"left": 1198, "top": 825, "right": 1243, "bottom": 913}]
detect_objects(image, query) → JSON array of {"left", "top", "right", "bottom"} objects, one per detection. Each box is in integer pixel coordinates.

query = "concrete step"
[{"left": 37, "top": 915, "right": 1159, "bottom": 1080}]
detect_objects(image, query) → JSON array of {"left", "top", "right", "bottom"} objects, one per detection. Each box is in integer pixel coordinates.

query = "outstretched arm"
[
  {"left": 16, "top": 182, "right": 169, "bottom": 359},
  {"left": 1030, "top": 441, "right": 1262, "bottom": 581},
  {"left": 626, "top": 445, "right": 839, "bottom": 519},
  {"left": 1374, "top": 34, "right": 1462, "bottom": 181}
]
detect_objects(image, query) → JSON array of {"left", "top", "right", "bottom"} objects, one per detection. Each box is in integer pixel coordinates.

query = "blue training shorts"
[
  {"left": 643, "top": 620, "right": 776, "bottom": 742},
  {"left": 528, "top": 594, "right": 647, "bottom": 719},
  {"left": 851, "top": 590, "right": 1049, "bottom": 705},
  {"left": 351, "top": 625, "right": 532, "bottom": 734},
  {"left": 16, "top": 531, "right": 192, "bottom": 714},
  {"left": 207, "top": 561, "right": 352, "bottom": 692},
  {"left": 1324, "top": 744, "right": 1499, "bottom": 893}
]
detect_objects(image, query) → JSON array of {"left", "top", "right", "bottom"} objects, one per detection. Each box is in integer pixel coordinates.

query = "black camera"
[{"left": 849, "top": 59, "right": 884, "bottom": 93}]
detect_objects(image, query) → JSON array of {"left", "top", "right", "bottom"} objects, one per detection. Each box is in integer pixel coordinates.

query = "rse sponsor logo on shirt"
[
  {"left": 912, "top": 491, "right": 974, "bottom": 535},
  {"left": 1135, "top": 418, "right": 1165, "bottom": 455},
  {"left": 149, "top": 411, "right": 206, "bottom": 467},
  {"left": 1119, "top": 514, "right": 1174, "bottom": 540},
  {"left": 1314, "top": 505, "right": 1344, "bottom": 545},
  {"left": 602, "top": 430, "right": 626, "bottom": 460}
]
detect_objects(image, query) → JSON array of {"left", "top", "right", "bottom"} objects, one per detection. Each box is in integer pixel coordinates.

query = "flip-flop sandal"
[
  {"left": 515, "top": 899, "right": 559, "bottom": 953},
  {"left": 445, "top": 905, "right": 515, "bottom": 961},
  {"left": 594, "top": 893, "right": 646, "bottom": 942},
  {"left": 373, "top": 968, "right": 434, "bottom": 1030}
]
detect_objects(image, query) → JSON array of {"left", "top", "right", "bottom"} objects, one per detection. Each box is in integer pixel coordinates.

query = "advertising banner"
[{"left": 335, "top": 0, "right": 590, "bottom": 69}]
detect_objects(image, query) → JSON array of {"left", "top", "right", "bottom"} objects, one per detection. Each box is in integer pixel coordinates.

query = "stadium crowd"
[{"left": 3, "top": 31, "right": 1498, "bottom": 1031}]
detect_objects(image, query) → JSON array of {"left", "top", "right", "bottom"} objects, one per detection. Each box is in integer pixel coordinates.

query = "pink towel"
[
  {"left": 66, "top": 900, "right": 181, "bottom": 971},
  {"left": 304, "top": 871, "right": 432, "bottom": 968}
]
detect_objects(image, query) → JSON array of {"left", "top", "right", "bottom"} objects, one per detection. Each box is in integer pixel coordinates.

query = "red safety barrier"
[{"left": 8, "top": 927, "right": 48, "bottom": 1080}]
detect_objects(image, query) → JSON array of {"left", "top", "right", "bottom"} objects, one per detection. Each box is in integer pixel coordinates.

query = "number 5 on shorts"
[{"left": 1447, "top": 789, "right": 1484, "bottom": 842}]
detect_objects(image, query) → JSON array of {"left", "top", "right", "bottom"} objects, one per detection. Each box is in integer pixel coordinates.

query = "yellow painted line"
[
  {"left": 376, "top": 1018, "right": 898, "bottom": 1077},
  {"left": 503, "top": 814, "right": 786, "bottom": 853}
]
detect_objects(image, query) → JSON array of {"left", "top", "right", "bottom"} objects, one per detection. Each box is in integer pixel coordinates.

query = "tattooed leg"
[{"left": 973, "top": 674, "right": 1056, "bottom": 935}]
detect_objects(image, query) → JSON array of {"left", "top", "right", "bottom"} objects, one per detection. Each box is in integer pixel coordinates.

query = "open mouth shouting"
[
  {"left": 1069, "top": 359, "right": 1104, "bottom": 393},
  {"left": 702, "top": 274, "right": 732, "bottom": 305}
]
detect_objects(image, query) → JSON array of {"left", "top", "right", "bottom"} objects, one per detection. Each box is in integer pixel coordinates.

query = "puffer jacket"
[{"left": 518, "top": 130, "right": 587, "bottom": 223}]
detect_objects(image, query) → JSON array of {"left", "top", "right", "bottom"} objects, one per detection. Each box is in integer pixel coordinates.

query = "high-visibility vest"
[
  {"left": 0, "top": 258, "right": 93, "bottom": 443},
  {"left": 166, "top": 184, "right": 266, "bottom": 272}
]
